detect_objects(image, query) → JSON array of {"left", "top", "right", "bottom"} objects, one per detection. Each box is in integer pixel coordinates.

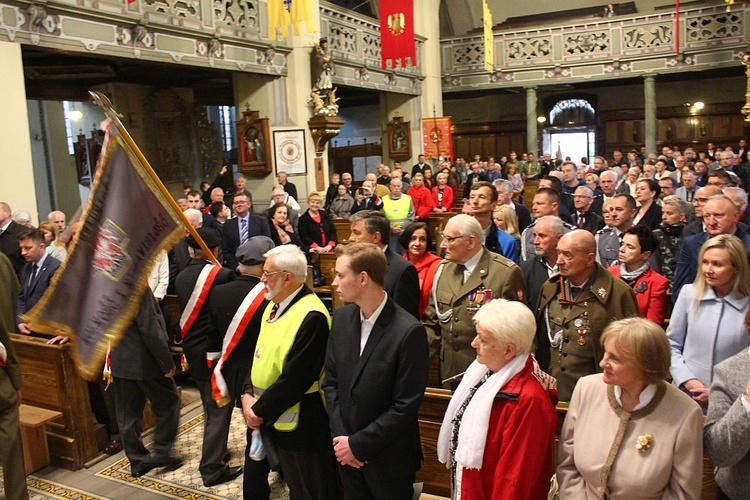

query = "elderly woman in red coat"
[{"left": 438, "top": 299, "right": 558, "bottom": 500}]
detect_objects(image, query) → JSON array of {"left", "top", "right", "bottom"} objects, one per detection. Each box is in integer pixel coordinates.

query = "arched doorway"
[{"left": 541, "top": 97, "right": 597, "bottom": 165}]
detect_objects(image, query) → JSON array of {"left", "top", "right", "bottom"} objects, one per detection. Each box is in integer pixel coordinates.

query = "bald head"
[
  {"left": 48, "top": 210, "right": 66, "bottom": 231},
  {"left": 556, "top": 230, "right": 596, "bottom": 284}
]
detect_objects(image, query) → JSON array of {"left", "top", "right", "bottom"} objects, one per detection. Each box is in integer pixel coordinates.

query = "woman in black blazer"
[
  {"left": 634, "top": 178, "right": 662, "bottom": 230},
  {"left": 297, "top": 192, "right": 338, "bottom": 257}
]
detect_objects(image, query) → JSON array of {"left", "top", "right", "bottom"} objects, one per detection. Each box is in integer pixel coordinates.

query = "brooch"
[{"left": 636, "top": 434, "right": 653, "bottom": 453}]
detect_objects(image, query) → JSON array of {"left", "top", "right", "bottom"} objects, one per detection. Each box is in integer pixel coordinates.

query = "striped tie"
[{"left": 240, "top": 218, "right": 249, "bottom": 244}]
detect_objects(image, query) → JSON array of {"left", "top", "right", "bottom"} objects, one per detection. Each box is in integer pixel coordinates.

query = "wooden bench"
[
  {"left": 333, "top": 219, "right": 351, "bottom": 244},
  {"left": 416, "top": 389, "right": 717, "bottom": 498},
  {"left": 11, "top": 334, "right": 101, "bottom": 470},
  {"left": 19, "top": 404, "right": 63, "bottom": 474}
]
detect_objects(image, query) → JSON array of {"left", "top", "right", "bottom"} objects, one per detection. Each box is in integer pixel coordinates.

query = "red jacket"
[
  {"left": 408, "top": 185, "right": 435, "bottom": 220},
  {"left": 607, "top": 266, "right": 669, "bottom": 325},
  {"left": 460, "top": 357, "right": 558, "bottom": 500},
  {"left": 432, "top": 185, "right": 455, "bottom": 212}
]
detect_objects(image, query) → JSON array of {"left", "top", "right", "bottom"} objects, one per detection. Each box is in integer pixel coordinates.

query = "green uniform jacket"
[
  {"left": 423, "top": 248, "right": 526, "bottom": 387},
  {"left": 534, "top": 263, "right": 639, "bottom": 400}
]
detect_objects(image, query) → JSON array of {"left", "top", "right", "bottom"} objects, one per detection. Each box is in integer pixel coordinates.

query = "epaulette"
[{"left": 596, "top": 226, "right": 614, "bottom": 236}]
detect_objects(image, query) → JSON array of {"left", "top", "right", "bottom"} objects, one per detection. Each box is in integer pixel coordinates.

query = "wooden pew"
[
  {"left": 416, "top": 389, "right": 717, "bottom": 498},
  {"left": 11, "top": 334, "right": 101, "bottom": 470},
  {"left": 332, "top": 219, "right": 351, "bottom": 244},
  {"left": 19, "top": 404, "right": 63, "bottom": 474},
  {"left": 427, "top": 212, "right": 457, "bottom": 248}
]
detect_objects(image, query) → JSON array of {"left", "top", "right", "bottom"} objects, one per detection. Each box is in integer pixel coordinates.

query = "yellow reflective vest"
[
  {"left": 251, "top": 293, "right": 330, "bottom": 431},
  {"left": 382, "top": 194, "right": 412, "bottom": 228}
]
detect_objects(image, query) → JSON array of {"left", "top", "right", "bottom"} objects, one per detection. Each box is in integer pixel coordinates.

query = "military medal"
[{"left": 575, "top": 307, "right": 589, "bottom": 346}]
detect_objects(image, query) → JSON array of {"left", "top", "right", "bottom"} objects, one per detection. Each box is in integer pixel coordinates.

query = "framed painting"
[
  {"left": 236, "top": 107, "right": 272, "bottom": 177},
  {"left": 273, "top": 129, "right": 307, "bottom": 175},
  {"left": 387, "top": 116, "right": 411, "bottom": 161}
]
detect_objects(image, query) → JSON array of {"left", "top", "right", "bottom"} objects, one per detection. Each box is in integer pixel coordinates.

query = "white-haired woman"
[{"left": 438, "top": 299, "right": 558, "bottom": 500}]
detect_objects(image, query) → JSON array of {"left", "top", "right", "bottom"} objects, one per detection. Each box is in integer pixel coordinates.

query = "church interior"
[{"left": 0, "top": 0, "right": 746, "bottom": 497}]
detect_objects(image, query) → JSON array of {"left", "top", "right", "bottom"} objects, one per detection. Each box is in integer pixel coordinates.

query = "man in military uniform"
[
  {"left": 535, "top": 230, "right": 639, "bottom": 401},
  {"left": 423, "top": 214, "right": 526, "bottom": 388},
  {"left": 595, "top": 193, "right": 637, "bottom": 267}
]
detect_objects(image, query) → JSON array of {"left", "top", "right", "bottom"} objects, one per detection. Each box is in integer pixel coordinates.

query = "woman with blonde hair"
[
  {"left": 492, "top": 205, "right": 521, "bottom": 255},
  {"left": 298, "top": 192, "right": 338, "bottom": 255},
  {"left": 38, "top": 220, "right": 67, "bottom": 262},
  {"left": 558, "top": 317, "right": 703, "bottom": 498},
  {"left": 667, "top": 234, "right": 750, "bottom": 409}
]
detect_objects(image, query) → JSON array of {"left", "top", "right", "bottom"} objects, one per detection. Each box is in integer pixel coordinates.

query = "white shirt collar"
[
  {"left": 463, "top": 248, "right": 483, "bottom": 276},
  {"left": 613, "top": 384, "right": 658, "bottom": 411},
  {"left": 0, "top": 220, "right": 11, "bottom": 232},
  {"left": 359, "top": 292, "right": 388, "bottom": 355}
]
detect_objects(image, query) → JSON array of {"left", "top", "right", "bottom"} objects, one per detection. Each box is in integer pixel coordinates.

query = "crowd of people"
[{"left": 1, "top": 141, "right": 750, "bottom": 499}]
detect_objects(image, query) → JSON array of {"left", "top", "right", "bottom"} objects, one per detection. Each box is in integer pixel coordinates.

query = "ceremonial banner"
[
  {"left": 483, "top": 0, "right": 494, "bottom": 72},
  {"left": 268, "top": 0, "right": 314, "bottom": 41},
  {"left": 421, "top": 117, "right": 453, "bottom": 161},
  {"left": 380, "top": 0, "right": 416, "bottom": 69},
  {"left": 22, "top": 128, "right": 185, "bottom": 380}
]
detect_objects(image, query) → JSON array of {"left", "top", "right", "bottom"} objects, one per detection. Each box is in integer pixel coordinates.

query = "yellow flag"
[
  {"left": 483, "top": 0, "right": 494, "bottom": 72},
  {"left": 268, "top": 0, "right": 314, "bottom": 41}
]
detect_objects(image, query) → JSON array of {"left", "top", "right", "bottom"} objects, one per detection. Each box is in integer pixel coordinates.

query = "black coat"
[
  {"left": 323, "top": 298, "right": 428, "bottom": 481},
  {"left": 0, "top": 221, "right": 24, "bottom": 278},
  {"left": 175, "top": 260, "right": 235, "bottom": 381},
  {"left": 207, "top": 274, "right": 268, "bottom": 402},
  {"left": 110, "top": 291, "right": 175, "bottom": 380},
  {"left": 222, "top": 215, "right": 271, "bottom": 271},
  {"left": 385, "top": 248, "right": 420, "bottom": 319}
]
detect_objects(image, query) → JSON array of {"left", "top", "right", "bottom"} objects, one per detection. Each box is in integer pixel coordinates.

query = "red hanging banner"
[
  {"left": 380, "top": 0, "right": 416, "bottom": 69},
  {"left": 421, "top": 117, "right": 453, "bottom": 161}
]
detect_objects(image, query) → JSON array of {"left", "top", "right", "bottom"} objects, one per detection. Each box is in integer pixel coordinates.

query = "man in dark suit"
[
  {"left": 111, "top": 290, "right": 181, "bottom": 478},
  {"left": 323, "top": 242, "right": 428, "bottom": 499},
  {"left": 205, "top": 236, "right": 273, "bottom": 500},
  {"left": 572, "top": 186, "right": 605, "bottom": 234},
  {"left": 276, "top": 171, "right": 298, "bottom": 201},
  {"left": 175, "top": 227, "right": 240, "bottom": 487},
  {"left": 0, "top": 202, "right": 24, "bottom": 278},
  {"left": 223, "top": 193, "right": 271, "bottom": 271},
  {"left": 672, "top": 195, "right": 750, "bottom": 301},
  {"left": 186, "top": 190, "right": 219, "bottom": 230},
  {"left": 16, "top": 228, "right": 61, "bottom": 336},
  {"left": 241, "top": 245, "right": 340, "bottom": 499},
  {"left": 494, "top": 179, "right": 532, "bottom": 231},
  {"left": 348, "top": 211, "right": 420, "bottom": 319},
  {"left": 521, "top": 216, "right": 564, "bottom": 310}
]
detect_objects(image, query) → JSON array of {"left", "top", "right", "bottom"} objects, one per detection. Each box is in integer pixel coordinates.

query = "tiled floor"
[{"left": 3, "top": 384, "right": 447, "bottom": 499}]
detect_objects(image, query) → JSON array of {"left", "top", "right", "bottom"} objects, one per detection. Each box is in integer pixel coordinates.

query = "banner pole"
[{"left": 89, "top": 91, "right": 220, "bottom": 264}]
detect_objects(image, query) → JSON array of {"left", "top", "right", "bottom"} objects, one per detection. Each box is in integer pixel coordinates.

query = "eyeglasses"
[
  {"left": 442, "top": 234, "right": 466, "bottom": 243},
  {"left": 233, "top": 200, "right": 249, "bottom": 205},
  {"left": 262, "top": 270, "right": 288, "bottom": 278}
]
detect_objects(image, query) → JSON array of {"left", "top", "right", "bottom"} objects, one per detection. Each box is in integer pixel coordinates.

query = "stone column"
[
  {"left": 414, "top": 0, "right": 443, "bottom": 163},
  {"left": 0, "top": 41, "right": 38, "bottom": 223},
  {"left": 526, "top": 87, "right": 538, "bottom": 156},
  {"left": 644, "top": 75, "right": 657, "bottom": 154}
]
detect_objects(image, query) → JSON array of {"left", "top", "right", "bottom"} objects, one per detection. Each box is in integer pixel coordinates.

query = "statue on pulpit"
[{"left": 310, "top": 38, "right": 340, "bottom": 117}]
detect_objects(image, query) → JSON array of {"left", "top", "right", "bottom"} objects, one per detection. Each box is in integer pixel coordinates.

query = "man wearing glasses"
[
  {"left": 223, "top": 192, "right": 271, "bottom": 271},
  {"left": 423, "top": 214, "right": 526, "bottom": 388},
  {"left": 240, "top": 245, "right": 341, "bottom": 499}
]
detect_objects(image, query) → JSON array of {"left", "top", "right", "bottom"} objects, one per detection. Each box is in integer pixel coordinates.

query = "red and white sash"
[
  {"left": 179, "top": 263, "right": 222, "bottom": 370},
  {"left": 210, "top": 281, "right": 267, "bottom": 406}
]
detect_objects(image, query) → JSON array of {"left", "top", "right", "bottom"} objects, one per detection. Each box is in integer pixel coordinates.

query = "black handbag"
[{"left": 312, "top": 253, "right": 326, "bottom": 287}]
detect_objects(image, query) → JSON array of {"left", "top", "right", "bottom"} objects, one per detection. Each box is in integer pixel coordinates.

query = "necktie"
[
  {"left": 577, "top": 213, "right": 585, "bottom": 228},
  {"left": 456, "top": 264, "right": 467, "bottom": 285},
  {"left": 240, "top": 218, "right": 249, "bottom": 244},
  {"left": 29, "top": 264, "right": 38, "bottom": 286},
  {"left": 687, "top": 190, "right": 693, "bottom": 202},
  {"left": 268, "top": 303, "right": 279, "bottom": 321}
]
